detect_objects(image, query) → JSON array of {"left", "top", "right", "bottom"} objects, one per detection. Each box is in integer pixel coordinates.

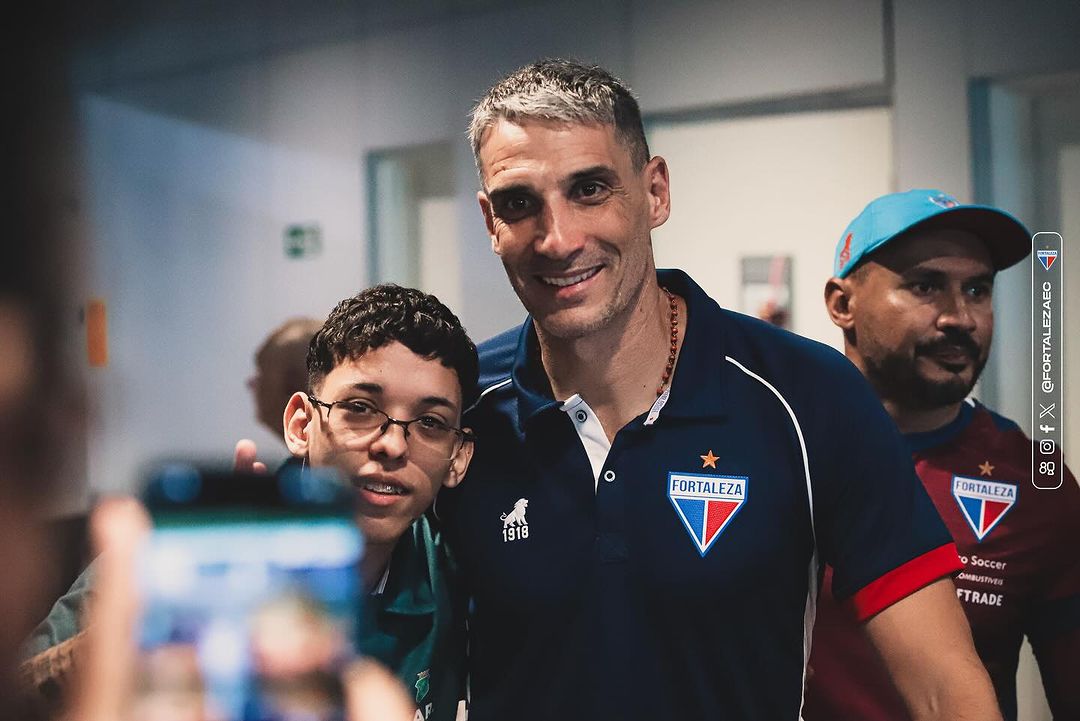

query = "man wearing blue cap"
[{"left": 806, "top": 190, "right": 1080, "bottom": 721}]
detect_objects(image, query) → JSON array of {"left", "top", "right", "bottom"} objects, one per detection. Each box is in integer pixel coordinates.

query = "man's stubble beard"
[
  {"left": 863, "top": 346, "right": 989, "bottom": 411},
  {"left": 509, "top": 251, "right": 653, "bottom": 343}
]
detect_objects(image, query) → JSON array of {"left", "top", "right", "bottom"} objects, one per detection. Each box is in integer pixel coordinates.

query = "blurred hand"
[
  {"left": 234, "top": 439, "right": 268, "bottom": 474},
  {"left": 69, "top": 496, "right": 149, "bottom": 721},
  {"left": 66, "top": 497, "right": 416, "bottom": 721},
  {"left": 343, "top": 659, "right": 417, "bottom": 721}
]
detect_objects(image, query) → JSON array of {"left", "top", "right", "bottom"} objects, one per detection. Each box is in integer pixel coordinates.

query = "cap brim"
[{"left": 905, "top": 206, "right": 1031, "bottom": 271}]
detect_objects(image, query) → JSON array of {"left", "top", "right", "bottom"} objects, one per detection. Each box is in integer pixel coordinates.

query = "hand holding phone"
[
  {"left": 60, "top": 479, "right": 416, "bottom": 721},
  {"left": 135, "top": 464, "right": 363, "bottom": 721}
]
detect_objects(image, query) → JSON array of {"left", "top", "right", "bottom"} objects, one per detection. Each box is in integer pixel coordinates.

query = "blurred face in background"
[
  {"left": 248, "top": 321, "right": 320, "bottom": 439},
  {"left": 249, "top": 345, "right": 294, "bottom": 436}
]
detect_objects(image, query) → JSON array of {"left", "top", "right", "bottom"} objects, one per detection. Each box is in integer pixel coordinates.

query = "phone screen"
[{"left": 136, "top": 465, "right": 363, "bottom": 721}]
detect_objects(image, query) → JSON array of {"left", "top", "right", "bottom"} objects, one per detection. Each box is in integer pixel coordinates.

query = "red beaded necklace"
[{"left": 658, "top": 288, "right": 679, "bottom": 397}]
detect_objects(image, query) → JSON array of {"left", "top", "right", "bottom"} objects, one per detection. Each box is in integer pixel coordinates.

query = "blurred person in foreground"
[
  {"left": 0, "top": 4, "right": 87, "bottom": 715},
  {"left": 434, "top": 58, "right": 1001, "bottom": 721},
  {"left": 26, "top": 285, "right": 476, "bottom": 721},
  {"left": 805, "top": 190, "right": 1080, "bottom": 721}
]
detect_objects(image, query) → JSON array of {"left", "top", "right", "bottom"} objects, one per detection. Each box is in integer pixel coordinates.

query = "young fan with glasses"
[
  {"left": 280, "top": 283, "right": 477, "bottom": 721},
  {"left": 22, "top": 284, "right": 476, "bottom": 721}
]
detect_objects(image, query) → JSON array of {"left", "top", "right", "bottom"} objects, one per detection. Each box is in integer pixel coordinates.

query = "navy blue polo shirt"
[{"left": 438, "top": 270, "right": 960, "bottom": 721}]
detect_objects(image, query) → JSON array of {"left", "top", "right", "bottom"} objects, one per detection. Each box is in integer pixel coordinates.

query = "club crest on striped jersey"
[
  {"left": 667, "top": 472, "right": 748, "bottom": 555},
  {"left": 951, "top": 475, "right": 1017, "bottom": 542}
]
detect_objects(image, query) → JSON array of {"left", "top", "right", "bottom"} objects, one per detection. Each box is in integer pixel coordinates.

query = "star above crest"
[{"left": 700, "top": 450, "right": 719, "bottom": 469}]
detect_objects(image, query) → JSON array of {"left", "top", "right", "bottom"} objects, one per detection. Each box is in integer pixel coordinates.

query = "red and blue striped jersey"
[{"left": 804, "top": 400, "right": 1080, "bottom": 721}]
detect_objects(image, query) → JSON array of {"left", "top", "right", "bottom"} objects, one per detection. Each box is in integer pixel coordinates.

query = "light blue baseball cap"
[{"left": 833, "top": 189, "right": 1031, "bottom": 278}]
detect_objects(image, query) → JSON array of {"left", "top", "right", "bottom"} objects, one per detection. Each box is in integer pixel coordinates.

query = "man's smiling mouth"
[{"left": 538, "top": 266, "right": 602, "bottom": 287}]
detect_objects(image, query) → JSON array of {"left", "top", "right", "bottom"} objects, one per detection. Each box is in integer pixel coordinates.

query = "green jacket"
[
  {"left": 23, "top": 515, "right": 465, "bottom": 721},
  {"left": 22, "top": 561, "right": 93, "bottom": 658},
  {"left": 360, "top": 514, "right": 465, "bottom": 721}
]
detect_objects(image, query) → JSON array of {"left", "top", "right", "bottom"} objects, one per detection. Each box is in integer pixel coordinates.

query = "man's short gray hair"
[{"left": 468, "top": 58, "right": 650, "bottom": 175}]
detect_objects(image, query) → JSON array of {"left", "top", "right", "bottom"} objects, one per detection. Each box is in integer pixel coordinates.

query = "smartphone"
[{"left": 136, "top": 463, "right": 363, "bottom": 721}]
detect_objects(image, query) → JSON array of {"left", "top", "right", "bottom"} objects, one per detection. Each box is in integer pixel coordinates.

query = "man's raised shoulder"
[
  {"left": 718, "top": 307, "right": 867, "bottom": 399},
  {"left": 474, "top": 324, "right": 522, "bottom": 394}
]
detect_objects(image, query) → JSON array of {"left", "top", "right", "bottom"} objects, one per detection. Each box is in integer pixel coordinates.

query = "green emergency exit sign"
[{"left": 284, "top": 223, "right": 322, "bottom": 258}]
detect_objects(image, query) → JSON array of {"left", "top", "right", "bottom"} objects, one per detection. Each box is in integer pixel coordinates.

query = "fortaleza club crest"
[
  {"left": 667, "top": 472, "right": 747, "bottom": 555},
  {"left": 952, "top": 475, "right": 1017, "bottom": 542}
]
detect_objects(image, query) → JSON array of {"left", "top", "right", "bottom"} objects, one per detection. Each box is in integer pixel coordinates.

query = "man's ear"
[
  {"left": 824, "top": 277, "right": 856, "bottom": 332},
  {"left": 442, "top": 431, "right": 475, "bottom": 489},
  {"left": 283, "top": 392, "right": 314, "bottom": 457},
  {"left": 644, "top": 155, "right": 671, "bottom": 230},
  {"left": 477, "top": 191, "right": 501, "bottom": 254}
]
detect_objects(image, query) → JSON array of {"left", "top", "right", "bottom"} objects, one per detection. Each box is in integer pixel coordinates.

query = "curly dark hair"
[{"left": 307, "top": 284, "right": 478, "bottom": 400}]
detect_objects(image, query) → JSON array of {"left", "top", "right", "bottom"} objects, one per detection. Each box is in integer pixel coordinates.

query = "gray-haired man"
[{"left": 436, "top": 59, "right": 1002, "bottom": 720}]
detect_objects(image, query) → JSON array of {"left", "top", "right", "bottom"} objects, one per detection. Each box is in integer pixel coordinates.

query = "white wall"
[
  {"left": 419, "top": 197, "right": 463, "bottom": 314},
  {"left": 630, "top": 0, "right": 885, "bottom": 112},
  {"left": 649, "top": 107, "right": 893, "bottom": 349},
  {"left": 893, "top": 0, "right": 1080, "bottom": 197},
  {"left": 81, "top": 95, "right": 364, "bottom": 491}
]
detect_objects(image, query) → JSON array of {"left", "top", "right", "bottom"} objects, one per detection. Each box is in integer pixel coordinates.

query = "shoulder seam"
[
  {"left": 723, "top": 354, "right": 820, "bottom": 714},
  {"left": 465, "top": 376, "right": 513, "bottom": 415},
  {"left": 721, "top": 354, "right": 820, "bottom": 703},
  {"left": 478, "top": 376, "right": 512, "bottom": 399},
  {"left": 723, "top": 356, "right": 815, "bottom": 542}
]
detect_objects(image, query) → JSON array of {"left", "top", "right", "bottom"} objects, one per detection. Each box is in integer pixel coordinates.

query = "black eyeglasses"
[{"left": 307, "top": 394, "right": 475, "bottom": 458}]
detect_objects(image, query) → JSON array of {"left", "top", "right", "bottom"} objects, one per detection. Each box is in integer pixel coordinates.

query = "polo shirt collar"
[
  {"left": 904, "top": 399, "right": 976, "bottom": 455},
  {"left": 376, "top": 522, "right": 437, "bottom": 616},
  {"left": 509, "top": 319, "right": 563, "bottom": 427},
  {"left": 655, "top": 269, "right": 728, "bottom": 419},
  {"left": 509, "top": 269, "right": 728, "bottom": 428}
]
